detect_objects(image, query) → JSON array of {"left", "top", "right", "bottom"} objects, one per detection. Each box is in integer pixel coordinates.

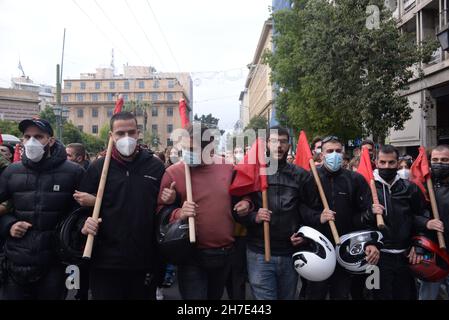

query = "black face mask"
[
  {"left": 431, "top": 163, "right": 449, "bottom": 181},
  {"left": 378, "top": 168, "right": 397, "bottom": 182}
]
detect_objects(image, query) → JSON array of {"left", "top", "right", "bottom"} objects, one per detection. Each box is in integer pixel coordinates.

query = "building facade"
[
  {"left": 242, "top": 19, "right": 274, "bottom": 127},
  {"left": 63, "top": 67, "right": 192, "bottom": 149},
  {"left": 386, "top": 0, "right": 449, "bottom": 154},
  {"left": 11, "top": 76, "right": 55, "bottom": 111},
  {"left": 0, "top": 88, "right": 40, "bottom": 122}
]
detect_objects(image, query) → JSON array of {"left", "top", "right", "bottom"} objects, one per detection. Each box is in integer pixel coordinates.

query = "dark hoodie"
[{"left": 0, "top": 141, "right": 84, "bottom": 268}]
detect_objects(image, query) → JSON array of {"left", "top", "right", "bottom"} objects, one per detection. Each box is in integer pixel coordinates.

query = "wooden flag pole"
[
  {"left": 426, "top": 178, "right": 446, "bottom": 249},
  {"left": 369, "top": 180, "right": 386, "bottom": 229},
  {"left": 262, "top": 190, "right": 271, "bottom": 262},
  {"left": 83, "top": 137, "right": 114, "bottom": 259},
  {"left": 309, "top": 159, "right": 341, "bottom": 245},
  {"left": 184, "top": 163, "right": 196, "bottom": 243}
]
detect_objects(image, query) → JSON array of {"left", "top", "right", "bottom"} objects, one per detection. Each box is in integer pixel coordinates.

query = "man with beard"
[
  {"left": 0, "top": 119, "right": 84, "bottom": 299},
  {"left": 76, "top": 112, "right": 165, "bottom": 300},
  {"left": 235, "top": 126, "right": 321, "bottom": 300},
  {"left": 364, "top": 145, "right": 441, "bottom": 300},
  {"left": 418, "top": 144, "right": 448, "bottom": 300}
]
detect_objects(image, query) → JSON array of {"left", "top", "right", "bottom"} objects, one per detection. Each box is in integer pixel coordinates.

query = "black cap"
[{"left": 19, "top": 119, "right": 54, "bottom": 136}]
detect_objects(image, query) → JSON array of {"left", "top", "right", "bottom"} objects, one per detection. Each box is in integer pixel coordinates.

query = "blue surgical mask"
[
  {"left": 182, "top": 149, "right": 201, "bottom": 167},
  {"left": 324, "top": 152, "right": 343, "bottom": 172}
]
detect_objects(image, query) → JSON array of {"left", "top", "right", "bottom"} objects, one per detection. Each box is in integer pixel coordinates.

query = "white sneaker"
[{"left": 156, "top": 287, "right": 164, "bottom": 300}]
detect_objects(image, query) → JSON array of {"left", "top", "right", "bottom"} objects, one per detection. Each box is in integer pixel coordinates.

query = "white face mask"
[
  {"left": 182, "top": 149, "right": 201, "bottom": 167},
  {"left": 116, "top": 136, "right": 137, "bottom": 157},
  {"left": 397, "top": 168, "right": 410, "bottom": 180},
  {"left": 24, "top": 137, "right": 47, "bottom": 163},
  {"left": 234, "top": 153, "right": 244, "bottom": 163}
]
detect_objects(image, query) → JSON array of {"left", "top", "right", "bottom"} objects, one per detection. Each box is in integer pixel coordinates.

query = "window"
[
  {"left": 123, "top": 94, "right": 129, "bottom": 101},
  {"left": 152, "top": 106, "right": 158, "bottom": 117},
  {"left": 136, "top": 108, "right": 144, "bottom": 116},
  {"left": 124, "top": 81, "right": 130, "bottom": 89},
  {"left": 167, "top": 124, "right": 173, "bottom": 134},
  {"left": 77, "top": 125, "right": 83, "bottom": 132},
  {"left": 80, "top": 82, "right": 86, "bottom": 90},
  {"left": 92, "top": 108, "right": 98, "bottom": 118},
  {"left": 95, "top": 82, "right": 101, "bottom": 89},
  {"left": 137, "top": 124, "right": 143, "bottom": 131},
  {"left": 77, "top": 109, "right": 84, "bottom": 118},
  {"left": 63, "top": 95, "right": 69, "bottom": 102},
  {"left": 167, "top": 106, "right": 173, "bottom": 117},
  {"left": 107, "top": 108, "right": 113, "bottom": 117},
  {"left": 167, "top": 93, "right": 174, "bottom": 101},
  {"left": 65, "top": 82, "right": 72, "bottom": 89},
  {"left": 109, "top": 81, "right": 115, "bottom": 89},
  {"left": 152, "top": 124, "right": 158, "bottom": 133},
  {"left": 92, "top": 125, "right": 98, "bottom": 134},
  {"left": 107, "top": 93, "right": 114, "bottom": 101},
  {"left": 167, "top": 139, "right": 173, "bottom": 147},
  {"left": 136, "top": 93, "right": 144, "bottom": 101},
  {"left": 151, "top": 93, "right": 159, "bottom": 101},
  {"left": 92, "top": 93, "right": 99, "bottom": 102},
  {"left": 76, "top": 94, "right": 84, "bottom": 102},
  {"left": 168, "top": 80, "right": 175, "bottom": 88},
  {"left": 139, "top": 81, "right": 145, "bottom": 89},
  {"left": 153, "top": 80, "right": 160, "bottom": 88}
]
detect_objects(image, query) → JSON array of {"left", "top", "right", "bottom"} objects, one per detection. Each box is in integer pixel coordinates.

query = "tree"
[
  {"left": 0, "top": 120, "right": 21, "bottom": 137},
  {"left": 194, "top": 113, "right": 225, "bottom": 135},
  {"left": 62, "top": 122, "right": 105, "bottom": 154},
  {"left": 266, "top": 0, "right": 437, "bottom": 143},
  {"left": 38, "top": 105, "right": 57, "bottom": 129},
  {"left": 244, "top": 115, "right": 268, "bottom": 132},
  {"left": 99, "top": 123, "right": 110, "bottom": 143}
]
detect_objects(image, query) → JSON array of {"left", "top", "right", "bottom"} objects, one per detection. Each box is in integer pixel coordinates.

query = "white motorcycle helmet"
[
  {"left": 336, "top": 230, "right": 383, "bottom": 274},
  {"left": 292, "top": 226, "right": 336, "bottom": 282}
]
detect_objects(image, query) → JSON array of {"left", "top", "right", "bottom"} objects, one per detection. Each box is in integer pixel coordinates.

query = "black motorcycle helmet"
[{"left": 57, "top": 207, "right": 91, "bottom": 265}]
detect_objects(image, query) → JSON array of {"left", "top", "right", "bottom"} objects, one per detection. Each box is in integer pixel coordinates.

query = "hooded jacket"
[
  {"left": 362, "top": 170, "right": 429, "bottom": 251},
  {"left": 0, "top": 141, "right": 84, "bottom": 267}
]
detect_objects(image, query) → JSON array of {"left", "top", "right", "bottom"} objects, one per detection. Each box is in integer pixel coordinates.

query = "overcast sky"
[{"left": 0, "top": 0, "right": 272, "bottom": 130}]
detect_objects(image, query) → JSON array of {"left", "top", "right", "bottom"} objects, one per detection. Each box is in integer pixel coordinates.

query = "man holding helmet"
[
  {"left": 365, "top": 144, "right": 442, "bottom": 300},
  {"left": 301, "top": 136, "right": 380, "bottom": 300}
]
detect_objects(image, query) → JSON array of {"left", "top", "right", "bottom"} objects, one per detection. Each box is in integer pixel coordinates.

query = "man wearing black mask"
[
  {"left": 364, "top": 145, "right": 440, "bottom": 300},
  {"left": 418, "top": 144, "right": 448, "bottom": 300}
]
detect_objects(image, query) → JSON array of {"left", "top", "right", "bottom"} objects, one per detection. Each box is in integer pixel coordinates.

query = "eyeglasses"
[{"left": 322, "top": 136, "right": 341, "bottom": 144}]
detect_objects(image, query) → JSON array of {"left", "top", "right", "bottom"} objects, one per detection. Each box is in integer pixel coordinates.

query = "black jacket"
[
  {"left": 362, "top": 171, "right": 429, "bottom": 250},
  {"left": 0, "top": 141, "right": 84, "bottom": 267},
  {"left": 423, "top": 180, "right": 449, "bottom": 249},
  {"left": 235, "top": 161, "right": 321, "bottom": 256},
  {"left": 79, "top": 149, "right": 165, "bottom": 271},
  {"left": 301, "top": 167, "right": 372, "bottom": 245}
]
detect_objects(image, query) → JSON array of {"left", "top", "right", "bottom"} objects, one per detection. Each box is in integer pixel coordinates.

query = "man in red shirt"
[{"left": 157, "top": 123, "right": 251, "bottom": 300}]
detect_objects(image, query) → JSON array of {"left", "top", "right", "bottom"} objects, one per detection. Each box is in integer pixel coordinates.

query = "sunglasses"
[{"left": 322, "top": 135, "right": 341, "bottom": 144}]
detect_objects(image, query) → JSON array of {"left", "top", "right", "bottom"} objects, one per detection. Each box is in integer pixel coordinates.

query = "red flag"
[
  {"left": 229, "top": 138, "right": 268, "bottom": 196},
  {"left": 410, "top": 146, "right": 430, "bottom": 201},
  {"left": 113, "top": 94, "right": 124, "bottom": 115},
  {"left": 13, "top": 144, "right": 21, "bottom": 162},
  {"left": 357, "top": 146, "right": 374, "bottom": 184},
  {"left": 0, "top": 130, "right": 3, "bottom": 145},
  {"left": 294, "top": 130, "right": 312, "bottom": 171},
  {"left": 179, "top": 99, "right": 189, "bottom": 128}
]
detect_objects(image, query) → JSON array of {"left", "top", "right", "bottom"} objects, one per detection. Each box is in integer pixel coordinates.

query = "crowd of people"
[{"left": 0, "top": 112, "right": 448, "bottom": 300}]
